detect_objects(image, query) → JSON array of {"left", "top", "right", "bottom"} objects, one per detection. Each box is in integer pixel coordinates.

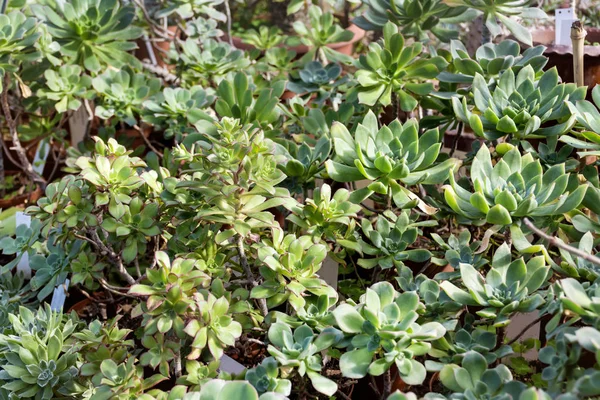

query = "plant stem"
[
  {"left": 1, "top": 74, "right": 45, "bottom": 189},
  {"left": 224, "top": 0, "right": 234, "bottom": 47},
  {"left": 506, "top": 315, "right": 545, "bottom": 346},
  {"left": 237, "top": 235, "right": 269, "bottom": 317},
  {"left": 391, "top": 91, "right": 399, "bottom": 121},
  {"left": 523, "top": 218, "right": 600, "bottom": 266},
  {"left": 381, "top": 369, "right": 392, "bottom": 399}
]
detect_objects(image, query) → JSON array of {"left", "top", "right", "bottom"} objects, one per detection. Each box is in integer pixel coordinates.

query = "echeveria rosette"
[
  {"left": 562, "top": 85, "right": 600, "bottom": 157},
  {"left": 0, "top": 11, "right": 41, "bottom": 90},
  {"left": 439, "top": 351, "right": 526, "bottom": 400},
  {"left": 443, "top": 0, "right": 548, "bottom": 46},
  {"left": 438, "top": 39, "right": 547, "bottom": 85},
  {"left": 355, "top": 22, "right": 448, "bottom": 110},
  {"left": 443, "top": 145, "right": 587, "bottom": 226},
  {"left": 92, "top": 67, "right": 161, "bottom": 126},
  {"left": 246, "top": 357, "right": 292, "bottom": 396},
  {"left": 453, "top": 66, "right": 584, "bottom": 142},
  {"left": 333, "top": 282, "right": 446, "bottom": 384},
  {"left": 353, "top": 0, "right": 472, "bottom": 42},
  {"left": 441, "top": 243, "right": 550, "bottom": 327},
  {"left": 326, "top": 110, "right": 459, "bottom": 212},
  {"left": 32, "top": 0, "right": 143, "bottom": 72},
  {"left": 267, "top": 323, "right": 342, "bottom": 397}
]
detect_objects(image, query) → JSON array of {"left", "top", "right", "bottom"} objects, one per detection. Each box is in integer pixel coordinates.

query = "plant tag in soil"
[
  {"left": 32, "top": 138, "right": 51, "bottom": 175},
  {"left": 50, "top": 278, "right": 70, "bottom": 311},
  {"left": 15, "top": 212, "right": 31, "bottom": 278},
  {"left": 219, "top": 354, "right": 246, "bottom": 374},
  {"left": 555, "top": 8, "right": 577, "bottom": 46},
  {"left": 69, "top": 105, "right": 90, "bottom": 146},
  {"left": 320, "top": 256, "right": 339, "bottom": 290}
]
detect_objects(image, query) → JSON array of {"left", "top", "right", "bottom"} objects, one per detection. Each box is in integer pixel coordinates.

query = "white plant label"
[
  {"left": 15, "top": 212, "right": 31, "bottom": 278},
  {"left": 50, "top": 278, "right": 70, "bottom": 312},
  {"left": 69, "top": 105, "right": 89, "bottom": 146},
  {"left": 32, "top": 137, "right": 51, "bottom": 175},
  {"left": 555, "top": 8, "right": 577, "bottom": 46},
  {"left": 219, "top": 354, "right": 246, "bottom": 374}
]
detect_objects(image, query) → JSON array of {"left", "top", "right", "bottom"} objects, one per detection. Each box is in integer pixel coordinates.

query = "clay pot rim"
[
  {"left": 528, "top": 27, "right": 600, "bottom": 57},
  {"left": 0, "top": 172, "right": 42, "bottom": 209},
  {"left": 225, "top": 23, "right": 366, "bottom": 55}
]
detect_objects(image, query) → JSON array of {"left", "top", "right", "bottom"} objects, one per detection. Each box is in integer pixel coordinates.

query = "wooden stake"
[{"left": 571, "top": 20, "right": 586, "bottom": 87}]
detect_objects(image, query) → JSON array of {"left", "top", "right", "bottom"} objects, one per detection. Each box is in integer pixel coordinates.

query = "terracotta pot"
[
  {"left": 0, "top": 171, "right": 42, "bottom": 209},
  {"left": 227, "top": 24, "right": 366, "bottom": 57},
  {"left": 528, "top": 27, "right": 600, "bottom": 90},
  {"left": 135, "top": 26, "right": 179, "bottom": 68}
]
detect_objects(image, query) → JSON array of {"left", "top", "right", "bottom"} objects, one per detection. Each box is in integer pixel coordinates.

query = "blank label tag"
[
  {"left": 320, "top": 256, "right": 339, "bottom": 290},
  {"left": 69, "top": 106, "right": 89, "bottom": 146},
  {"left": 15, "top": 212, "right": 31, "bottom": 278},
  {"left": 556, "top": 8, "right": 577, "bottom": 46},
  {"left": 50, "top": 279, "right": 69, "bottom": 311},
  {"left": 32, "top": 138, "right": 50, "bottom": 175},
  {"left": 219, "top": 354, "right": 245, "bottom": 374}
]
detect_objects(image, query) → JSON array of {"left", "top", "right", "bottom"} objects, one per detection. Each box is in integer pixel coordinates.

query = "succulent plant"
[
  {"left": 438, "top": 40, "right": 547, "bottom": 84},
  {"left": 430, "top": 327, "right": 512, "bottom": 366},
  {"left": 439, "top": 351, "right": 526, "bottom": 400},
  {"left": 287, "top": 183, "right": 360, "bottom": 241},
  {"left": 0, "top": 305, "right": 81, "bottom": 399},
  {"left": 184, "top": 292, "right": 242, "bottom": 360},
  {"left": 154, "top": 0, "right": 226, "bottom": 21},
  {"left": 240, "top": 26, "right": 285, "bottom": 51},
  {"left": 251, "top": 227, "right": 336, "bottom": 311},
  {"left": 286, "top": 61, "right": 347, "bottom": 104},
  {"left": 0, "top": 270, "right": 36, "bottom": 332},
  {"left": 443, "top": 0, "right": 547, "bottom": 46},
  {"left": 562, "top": 85, "right": 600, "bottom": 157},
  {"left": 553, "top": 233, "right": 600, "bottom": 281},
  {"left": 278, "top": 136, "right": 331, "bottom": 194},
  {"left": 560, "top": 278, "right": 600, "bottom": 326},
  {"left": 185, "top": 17, "right": 224, "bottom": 41},
  {"left": 246, "top": 357, "right": 291, "bottom": 395},
  {"left": 355, "top": 22, "right": 448, "bottom": 110},
  {"left": 441, "top": 243, "right": 550, "bottom": 326},
  {"left": 453, "top": 67, "right": 585, "bottom": 141},
  {"left": 443, "top": 145, "right": 587, "bottom": 225},
  {"left": 0, "top": 11, "right": 41, "bottom": 82},
  {"left": 267, "top": 323, "right": 341, "bottom": 396},
  {"left": 293, "top": 6, "right": 354, "bottom": 64},
  {"left": 92, "top": 67, "right": 161, "bottom": 126},
  {"left": 142, "top": 86, "right": 215, "bottom": 141},
  {"left": 431, "top": 230, "right": 487, "bottom": 277},
  {"left": 32, "top": 0, "right": 143, "bottom": 72},
  {"left": 353, "top": 0, "right": 472, "bottom": 41},
  {"left": 178, "top": 39, "right": 250, "bottom": 87},
  {"left": 326, "top": 110, "right": 458, "bottom": 210},
  {"left": 183, "top": 379, "right": 288, "bottom": 400},
  {"left": 334, "top": 282, "right": 446, "bottom": 383},
  {"left": 354, "top": 210, "right": 436, "bottom": 269},
  {"left": 36, "top": 64, "right": 92, "bottom": 113}
]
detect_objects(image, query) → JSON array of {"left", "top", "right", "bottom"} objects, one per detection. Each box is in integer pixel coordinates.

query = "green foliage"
[
  {"left": 36, "top": 64, "right": 92, "bottom": 113},
  {"left": 287, "top": 61, "right": 347, "bottom": 104},
  {"left": 355, "top": 22, "right": 448, "bottom": 109},
  {"left": 0, "top": 11, "right": 41, "bottom": 89},
  {"left": 453, "top": 67, "right": 585, "bottom": 141},
  {"left": 32, "top": 0, "right": 143, "bottom": 72},
  {"left": 326, "top": 110, "right": 458, "bottom": 210},
  {"left": 93, "top": 67, "right": 161, "bottom": 126},
  {"left": 444, "top": 145, "right": 587, "bottom": 225}
]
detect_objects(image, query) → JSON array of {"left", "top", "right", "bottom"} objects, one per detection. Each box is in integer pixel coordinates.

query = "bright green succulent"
[
  {"left": 183, "top": 379, "right": 288, "bottom": 400},
  {"left": 92, "top": 67, "right": 161, "bottom": 126},
  {"left": 142, "top": 86, "right": 215, "bottom": 141},
  {"left": 443, "top": 0, "right": 547, "bottom": 46},
  {"left": 36, "top": 64, "right": 92, "bottom": 113},
  {"left": 334, "top": 282, "right": 446, "bottom": 383},
  {"left": 246, "top": 357, "right": 291, "bottom": 396},
  {"left": 560, "top": 278, "right": 600, "bottom": 327},
  {"left": 430, "top": 327, "right": 512, "bottom": 367},
  {"left": 178, "top": 39, "right": 250, "bottom": 87},
  {"left": 438, "top": 351, "right": 526, "bottom": 400},
  {"left": 355, "top": 22, "right": 448, "bottom": 110},
  {"left": 0, "top": 305, "right": 81, "bottom": 400},
  {"left": 431, "top": 230, "right": 487, "bottom": 278},
  {"left": 453, "top": 67, "right": 585, "bottom": 141},
  {"left": 326, "top": 110, "right": 458, "bottom": 211},
  {"left": 443, "top": 145, "right": 587, "bottom": 225},
  {"left": 278, "top": 136, "right": 331, "bottom": 194},
  {"left": 154, "top": 0, "right": 226, "bottom": 21},
  {"left": 0, "top": 218, "right": 41, "bottom": 272},
  {"left": 183, "top": 292, "right": 243, "bottom": 360},
  {"left": 240, "top": 26, "right": 285, "bottom": 51},
  {"left": 287, "top": 183, "right": 360, "bottom": 241},
  {"left": 354, "top": 210, "right": 436, "bottom": 269},
  {"left": 129, "top": 252, "right": 211, "bottom": 343},
  {"left": 267, "top": 323, "right": 341, "bottom": 396},
  {"left": 293, "top": 6, "right": 354, "bottom": 64},
  {"left": 554, "top": 233, "right": 600, "bottom": 281},
  {"left": 438, "top": 40, "right": 547, "bottom": 84},
  {"left": 90, "top": 357, "right": 166, "bottom": 400},
  {"left": 273, "top": 294, "right": 338, "bottom": 331},
  {"left": 562, "top": 85, "right": 600, "bottom": 157},
  {"left": 353, "top": 0, "right": 472, "bottom": 41},
  {"left": 441, "top": 243, "right": 550, "bottom": 326},
  {"left": 0, "top": 270, "right": 36, "bottom": 332},
  {"left": 251, "top": 227, "right": 336, "bottom": 311},
  {"left": 29, "top": 237, "right": 80, "bottom": 300},
  {"left": 32, "top": 0, "right": 143, "bottom": 72}
]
